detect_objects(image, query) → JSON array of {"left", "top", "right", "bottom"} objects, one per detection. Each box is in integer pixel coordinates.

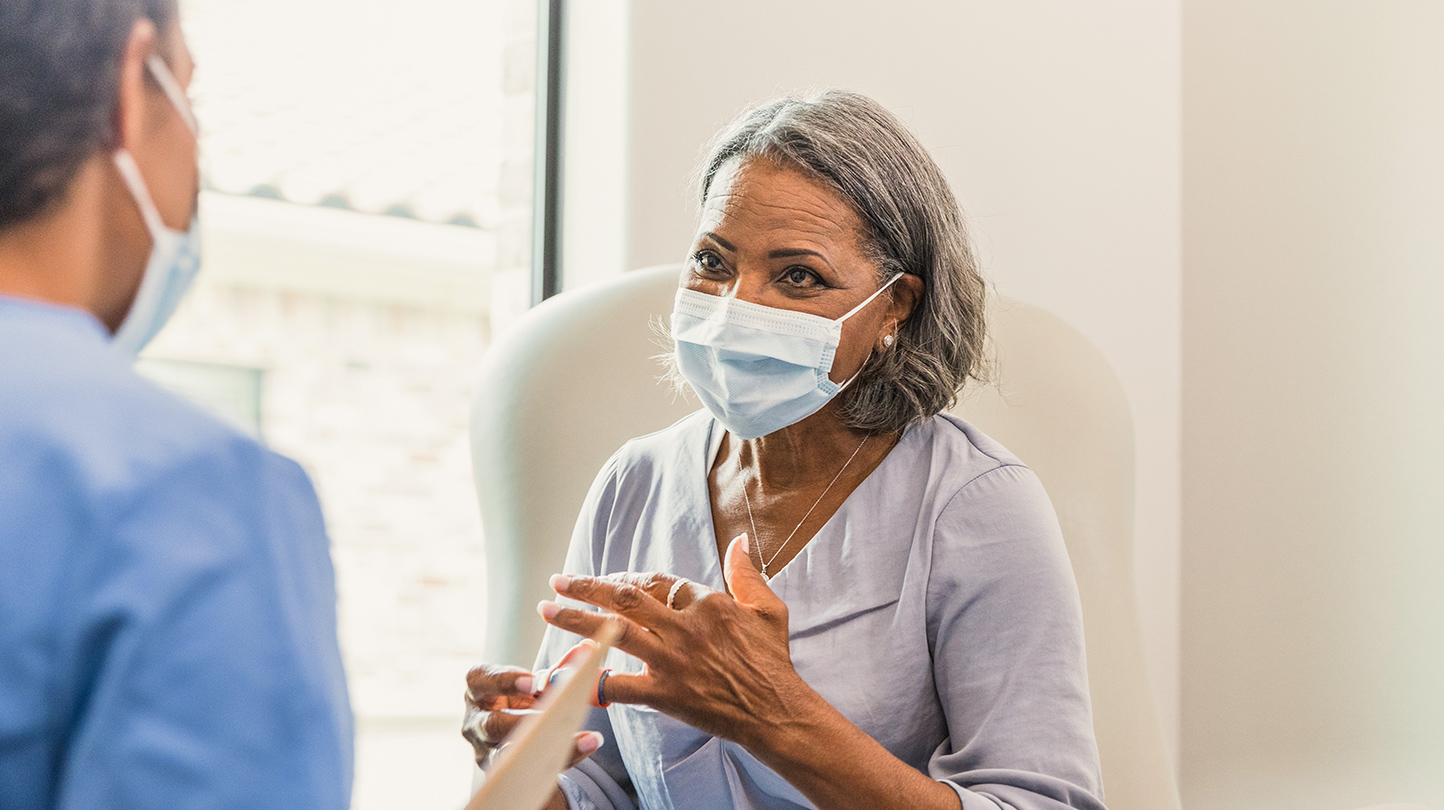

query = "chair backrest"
[{"left": 470, "top": 264, "right": 1181, "bottom": 810}]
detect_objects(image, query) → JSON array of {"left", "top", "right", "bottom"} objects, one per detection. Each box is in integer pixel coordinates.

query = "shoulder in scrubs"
[{"left": 0, "top": 296, "right": 353, "bottom": 810}]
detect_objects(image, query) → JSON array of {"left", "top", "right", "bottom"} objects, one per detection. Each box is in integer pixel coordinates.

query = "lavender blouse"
[{"left": 538, "top": 411, "right": 1106, "bottom": 810}]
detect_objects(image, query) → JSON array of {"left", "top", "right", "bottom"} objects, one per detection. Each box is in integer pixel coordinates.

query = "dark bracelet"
[{"left": 596, "top": 668, "right": 614, "bottom": 708}]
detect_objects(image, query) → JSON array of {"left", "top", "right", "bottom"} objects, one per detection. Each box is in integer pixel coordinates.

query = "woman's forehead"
[{"left": 700, "top": 158, "right": 863, "bottom": 250}]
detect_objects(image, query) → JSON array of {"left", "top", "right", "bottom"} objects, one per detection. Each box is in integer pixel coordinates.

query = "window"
[
  {"left": 154, "top": 0, "right": 541, "bottom": 805},
  {"left": 135, "top": 358, "right": 263, "bottom": 436}
]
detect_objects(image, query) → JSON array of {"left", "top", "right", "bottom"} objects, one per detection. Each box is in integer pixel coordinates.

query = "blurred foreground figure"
[{"left": 0, "top": 1, "right": 352, "bottom": 808}]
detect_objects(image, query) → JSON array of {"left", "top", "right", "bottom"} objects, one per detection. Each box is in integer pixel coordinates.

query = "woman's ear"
[{"left": 880, "top": 273, "right": 923, "bottom": 347}]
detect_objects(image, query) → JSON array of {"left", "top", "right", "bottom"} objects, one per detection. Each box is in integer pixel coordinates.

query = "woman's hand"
[
  {"left": 541, "top": 535, "right": 965, "bottom": 810},
  {"left": 538, "top": 534, "right": 817, "bottom": 749},
  {"left": 461, "top": 641, "right": 605, "bottom": 771}
]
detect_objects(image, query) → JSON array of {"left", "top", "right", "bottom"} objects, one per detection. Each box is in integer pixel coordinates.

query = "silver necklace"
[{"left": 739, "top": 433, "right": 871, "bottom": 579}]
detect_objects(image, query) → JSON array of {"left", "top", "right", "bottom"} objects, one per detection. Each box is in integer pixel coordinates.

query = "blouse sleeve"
[
  {"left": 925, "top": 464, "right": 1108, "bottom": 810},
  {"left": 534, "top": 455, "right": 639, "bottom": 810}
]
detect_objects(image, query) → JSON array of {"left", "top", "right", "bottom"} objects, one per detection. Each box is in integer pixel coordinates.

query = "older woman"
[{"left": 464, "top": 91, "right": 1105, "bottom": 810}]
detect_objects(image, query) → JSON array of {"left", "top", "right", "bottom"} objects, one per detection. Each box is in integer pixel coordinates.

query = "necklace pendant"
[{"left": 737, "top": 431, "right": 873, "bottom": 581}]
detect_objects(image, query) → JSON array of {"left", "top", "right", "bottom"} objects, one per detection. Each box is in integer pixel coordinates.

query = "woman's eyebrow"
[
  {"left": 703, "top": 231, "right": 737, "bottom": 252},
  {"left": 768, "top": 247, "right": 835, "bottom": 270}
]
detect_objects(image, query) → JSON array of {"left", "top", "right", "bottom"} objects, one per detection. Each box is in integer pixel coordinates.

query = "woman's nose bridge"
[{"left": 729, "top": 261, "right": 772, "bottom": 304}]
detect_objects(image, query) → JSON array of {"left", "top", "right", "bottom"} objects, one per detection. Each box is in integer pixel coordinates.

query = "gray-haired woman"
[{"left": 463, "top": 91, "right": 1106, "bottom": 810}]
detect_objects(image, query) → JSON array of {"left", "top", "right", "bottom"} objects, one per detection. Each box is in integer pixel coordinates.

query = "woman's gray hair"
[{"left": 693, "top": 90, "right": 989, "bottom": 434}]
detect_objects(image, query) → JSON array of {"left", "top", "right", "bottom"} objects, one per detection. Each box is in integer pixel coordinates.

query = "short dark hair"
[
  {"left": 0, "top": 0, "right": 178, "bottom": 231},
  {"left": 697, "top": 91, "right": 990, "bottom": 434}
]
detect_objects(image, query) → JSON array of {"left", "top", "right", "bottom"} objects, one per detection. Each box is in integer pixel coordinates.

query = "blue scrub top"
[{"left": 0, "top": 296, "right": 353, "bottom": 809}]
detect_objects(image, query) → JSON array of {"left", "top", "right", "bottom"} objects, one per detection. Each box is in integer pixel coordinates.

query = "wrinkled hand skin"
[
  {"left": 461, "top": 642, "right": 603, "bottom": 773},
  {"left": 538, "top": 535, "right": 816, "bottom": 752},
  {"left": 461, "top": 663, "right": 539, "bottom": 770},
  {"left": 536, "top": 537, "right": 966, "bottom": 810}
]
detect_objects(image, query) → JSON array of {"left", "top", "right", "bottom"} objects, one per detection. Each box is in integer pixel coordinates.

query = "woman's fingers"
[
  {"left": 460, "top": 660, "right": 566, "bottom": 770},
  {"left": 549, "top": 571, "right": 717, "bottom": 614},
  {"left": 462, "top": 706, "right": 538, "bottom": 768},
  {"left": 607, "top": 572, "right": 678, "bottom": 602},
  {"left": 590, "top": 671, "right": 655, "bottom": 708},
  {"left": 603, "top": 571, "right": 710, "bottom": 608},
  {"left": 487, "top": 729, "right": 602, "bottom": 771},
  {"left": 483, "top": 708, "right": 537, "bottom": 744},
  {"left": 467, "top": 709, "right": 594, "bottom": 771},
  {"left": 722, "top": 534, "right": 786, "bottom": 625},
  {"left": 565, "top": 731, "right": 606, "bottom": 769},
  {"left": 663, "top": 578, "right": 704, "bottom": 611},
  {"left": 535, "top": 638, "right": 598, "bottom": 694},
  {"left": 537, "top": 601, "right": 663, "bottom": 660},
  {"left": 549, "top": 574, "right": 674, "bottom": 628},
  {"left": 465, "top": 663, "right": 537, "bottom": 707}
]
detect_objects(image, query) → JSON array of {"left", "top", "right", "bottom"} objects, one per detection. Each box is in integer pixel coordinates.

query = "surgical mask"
[
  {"left": 671, "top": 273, "right": 903, "bottom": 440},
  {"left": 111, "top": 54, "right": 202, "bottom": 358}
]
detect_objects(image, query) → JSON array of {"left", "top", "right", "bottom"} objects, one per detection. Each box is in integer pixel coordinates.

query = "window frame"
[{"left": 532, "top": 0, "right": 567, "bottom": 305}]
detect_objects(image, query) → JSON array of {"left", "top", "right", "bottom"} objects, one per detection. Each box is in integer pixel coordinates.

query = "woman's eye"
[
  {"left": 693, "top": 250, "right": 724, "bottom": 272},
  {"left": 783, "top": 267, "right": 818, "bottom": 287}
]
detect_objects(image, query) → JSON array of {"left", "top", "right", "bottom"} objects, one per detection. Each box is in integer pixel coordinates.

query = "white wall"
[
  {"left": 557, "top": 1, "right": 1444, "bottom": 801},
  {"left": 617, "top": 0, "right": 1184, "bottom": 752},
  {"left": 1181, "top": 2, "right": 1444, "bottom": 808}
]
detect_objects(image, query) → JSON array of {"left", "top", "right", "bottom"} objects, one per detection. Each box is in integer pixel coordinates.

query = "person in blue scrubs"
[{"left": 0, "top": 2, "right": 353, "bottom": 808}]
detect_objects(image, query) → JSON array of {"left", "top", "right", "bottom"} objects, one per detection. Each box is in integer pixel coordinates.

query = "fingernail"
[
  {"left": 578, "top": 732, "right": 604, "bottom": 753},
  {"left": 737, "top": 532, "right": 750, "bottom": 554},
  {"left": 537, "top": 600, "right": 562, "bottom": 621},
  {"left": 515, "top": 674, "right": 534, "bottom": 694},
  {"left": 550, "top": 574, "right": 571, "bottom": 593}
]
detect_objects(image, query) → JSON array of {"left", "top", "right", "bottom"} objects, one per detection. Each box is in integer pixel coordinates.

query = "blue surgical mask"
[
  {"left": 671, "top": 273, "right": 903, "bottom": 439},
  {"left": 111, "top": 55, "right": 202, "bottom": 359}
]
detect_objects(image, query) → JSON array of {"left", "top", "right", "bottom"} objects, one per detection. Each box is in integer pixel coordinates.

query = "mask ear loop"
[
  {"left": 113, "top": 55, "right": 200, "bottom": 240},
  {"left": 145, "top": 54, "right": 198, "bottom": 135},
  {"left": 833, "top": 273, "right": 907, "bottom": 392},
  {"left": 112, "top": 150, "right": 168, "bottom": 237},
  {"left": 837, "top": 272, "right": 905, "bottom": 323}
]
